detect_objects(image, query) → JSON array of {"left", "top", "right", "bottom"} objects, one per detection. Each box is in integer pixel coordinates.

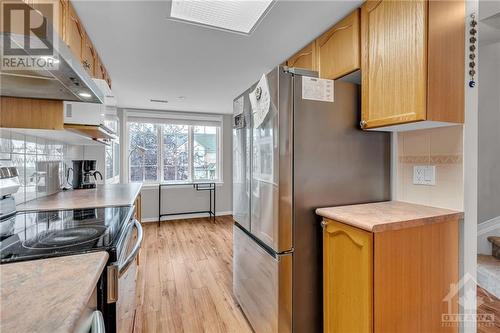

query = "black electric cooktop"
[{"left": 0, "top": 206, "right": 133, "bottom": 264}]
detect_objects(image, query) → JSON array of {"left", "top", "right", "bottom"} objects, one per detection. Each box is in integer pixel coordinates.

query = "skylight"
[{"left": 168, "top": 0, "right": 274, "bottom": 34}]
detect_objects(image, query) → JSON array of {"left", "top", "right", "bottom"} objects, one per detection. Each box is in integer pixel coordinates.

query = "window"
[
  {"left": 193, "top": 125, "right": 218, "bottom": 181},
  {"left": 128, "top": 118, "right": 222, "bottom": 184},
  {"left": 104, "top": 117, "right": 120, "bottom": 183},
  {"left": 162, "top": 124, "right": 189, "bottom": 182},
  {"left": 129, "top": 122, "right": 159, "bottom": 182}
]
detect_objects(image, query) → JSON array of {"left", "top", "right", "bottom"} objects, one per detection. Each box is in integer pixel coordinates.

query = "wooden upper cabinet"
[
  {"left": 95, "top": 57, "right": 105, "bottom": 80},
  {"left": 317, "top": 9, "right": 360, "bottom": 80},
  {"left": 16, "top": 0, "right": 67, "bottom": 38},
  {"left": 0, "top": 97, "right": 64, "bottom": 130},
  {"left": 286, "top": 41, "right": 317, "bottom": 71},
  {"left": 81, "top": 33, "right": 96, "bottom": 76},
  {"left": 361, "top": 0, "right": 427, "bottom": 129},
  {"left": 360, "top": 0, "right": 465, "bottom": 130},
  {"left": 57, "top": 0, "right": 68, "bottom": 41},
  {"left": 105, "top": 71, "right": 112, "bottom": 88},
  {"left": 61, "top": 1, "right": 111, "bottom": 82},
  {"left": 323, "top": 220, "right": 373, "bottom": 333},
  {"left": 65, "top": 3, "right": 84, "bottom": 62}
]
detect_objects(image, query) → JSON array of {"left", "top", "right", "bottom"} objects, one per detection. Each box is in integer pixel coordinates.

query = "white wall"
[
  {"left": 478, "top": 41, "right": 500, "bottom": 224},
  {"left": 137, "top": 114, "right": 233, "bottom": 221},
  {"left": 477, "top": 35, "right": 500, "bottom": 254}
]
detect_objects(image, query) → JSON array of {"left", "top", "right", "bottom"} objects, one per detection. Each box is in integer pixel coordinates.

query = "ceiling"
[{"left": 73, "top": 0, "right": 362, "bottom": 114}]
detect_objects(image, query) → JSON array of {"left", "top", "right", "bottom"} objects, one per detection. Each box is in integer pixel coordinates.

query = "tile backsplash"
[
  {"left": 0, "top": 129, "right": 83, "bottom": 205},
  {"left": 396, "top": 126, "right": 464, "bottom": 211}
]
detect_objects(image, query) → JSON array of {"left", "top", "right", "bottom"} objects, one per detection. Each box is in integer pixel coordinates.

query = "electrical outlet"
[{"left": 413, "top": 165, "right": 436, "bottom": 185}]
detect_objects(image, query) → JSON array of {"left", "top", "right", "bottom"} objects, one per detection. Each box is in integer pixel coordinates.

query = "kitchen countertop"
[
  {"left": 17, "top": 183, "right": 142, "bottom": 211},
  {"left": 0, "top": 252, "right": 108, "bottom": 333},
  {"left": 316, "top": 201, "right": 463, "bottom": 232}
]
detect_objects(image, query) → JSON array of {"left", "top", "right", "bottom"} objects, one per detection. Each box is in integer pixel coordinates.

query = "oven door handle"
[{"left": 118, "top": 218, "right": 143, "bottom": 276}]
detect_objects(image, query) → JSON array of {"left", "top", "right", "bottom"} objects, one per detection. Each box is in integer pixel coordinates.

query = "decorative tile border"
[{"left": 399, "top": 155, "right": 463, "bottom": 164}]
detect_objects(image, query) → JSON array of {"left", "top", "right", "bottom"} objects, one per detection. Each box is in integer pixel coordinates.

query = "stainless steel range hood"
[{"left": 0, "top": 32, "right": 104, "bottom": 103}]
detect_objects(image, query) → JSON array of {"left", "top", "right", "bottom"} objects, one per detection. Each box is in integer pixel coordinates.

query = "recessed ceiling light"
[
  {"left": 78, "top": 91, "right": 92, "bottom": 98},
  {"left": 168, "top": 0, "right": 274, "bottom": 34},
  {"left": 150, "top": 99, "right": 169, "bottom": 104}
]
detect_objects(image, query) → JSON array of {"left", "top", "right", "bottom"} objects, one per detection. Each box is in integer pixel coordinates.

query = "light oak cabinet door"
[
  {"left": 134, "top": 193, "right": 142, "bottom": 222},
  {"left": 95, "top": 57, "right": 104, "bottom": 80},
  {"left": 361, "top": 0, "right": 427, "bottom": 129},
  {"left": 317, "top": 9, "right": 360, "bottom": 80},
  {"left": 81, "top": 33, "right": 96, "bottom": 76},
  {"left": 57, "top": 0, "right": 68, "bottom": 41},
  {"left": 360, "top": 0, "right": 464, "bottom": 130},
  {"left": 65, "top": 3, "right": 84, "bottom": 62},
  {"left": 286, "top": 41, "right": 317, "bottom": 71},
  {"left": 0, "top": 97, "right": 64, "bottom": 129},
  {"left": 323, "top": 219, "right": 373, "bottom": 333}
]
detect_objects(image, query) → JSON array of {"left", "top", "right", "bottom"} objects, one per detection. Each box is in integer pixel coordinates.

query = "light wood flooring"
[{"left": 132, "top": 216, "right": 253, "bottom": 333}]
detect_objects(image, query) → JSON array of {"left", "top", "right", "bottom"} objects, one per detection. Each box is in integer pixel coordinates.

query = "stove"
[
  {"left": 0, "top": 206, "right": 134, "bottom": 264},
  {"left": 0, "top": 204, "right": 141, "bottom": 333}
]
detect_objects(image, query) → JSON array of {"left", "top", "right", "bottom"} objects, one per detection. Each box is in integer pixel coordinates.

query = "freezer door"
[
  {"left": 250, "top": 68, "right": 293, "bottom": 252},
  {"left": 232, "top": 94, "right": 251, "bottom": 231},
  {"left": 233, "top": 225, "right": 292, "bottom": 333}
]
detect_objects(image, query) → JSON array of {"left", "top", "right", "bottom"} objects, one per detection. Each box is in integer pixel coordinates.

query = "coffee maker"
[{"left": 67, "top": 160, "right": 103, "bottom": 189}]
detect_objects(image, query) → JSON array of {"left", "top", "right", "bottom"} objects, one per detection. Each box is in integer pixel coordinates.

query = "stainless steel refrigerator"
[{"left": 232, "top": 67, "right": 390, "bottom": 333}]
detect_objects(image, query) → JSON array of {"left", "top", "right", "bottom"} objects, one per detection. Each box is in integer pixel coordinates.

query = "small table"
[{"left": 158, "top": 182, "right": 216, "bottom": 225}]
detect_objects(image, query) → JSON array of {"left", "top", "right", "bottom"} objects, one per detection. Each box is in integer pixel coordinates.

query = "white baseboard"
[
  {"left": 478, "top": 215, "right": 500, "bottom": 234},
  {"left": 477, "top": 215, "right": 500, "bottom": 255},
  {"left": 141, "top": 211, "right": 233, "bottom": 223}
]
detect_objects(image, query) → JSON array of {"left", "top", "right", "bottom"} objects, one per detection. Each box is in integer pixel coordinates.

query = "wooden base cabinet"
[
  {"left": 323, "top": 218, "right": 459, "bottom": 333},
  {"left": 323, "top": 221, "right": 373, "bottom": 333},
  {"left": 134, "top": 192, "right": 142, "bottom": 223}
]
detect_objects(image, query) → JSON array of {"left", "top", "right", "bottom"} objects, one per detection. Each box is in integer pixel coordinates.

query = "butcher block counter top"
[
  {"left": 0, "top": 252, "right": 108, "bottom": 333},
  {"left": 316, "top": 201, "right": 463, "bottom": 232},
  {"left": 17, "top": 183, "right": 142, "bottom": 211}
]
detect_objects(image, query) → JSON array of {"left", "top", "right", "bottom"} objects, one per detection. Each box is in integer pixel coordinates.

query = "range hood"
[{"left": 0, "top": 32, "right": 104, "bottom": 103}]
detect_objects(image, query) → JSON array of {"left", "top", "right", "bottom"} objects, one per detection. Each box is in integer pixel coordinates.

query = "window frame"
[
  {"left": 104, "top": 116, "right": 120, "bottom": 184},
  {"left": 126, "top": 116, "right": 223, "bottom": 185}
]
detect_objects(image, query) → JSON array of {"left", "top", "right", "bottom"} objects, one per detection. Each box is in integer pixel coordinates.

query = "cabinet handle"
[
  {"left": 360, "top": 120, "right": 367, "bottom": 129},
  {"left": 321, "top": 220, "right": 330, "bottom": 229}
]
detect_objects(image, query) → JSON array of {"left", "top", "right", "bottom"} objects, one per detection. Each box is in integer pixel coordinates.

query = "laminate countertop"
[
  {"left": 17, "top": 183, "right": 142, "bottom": 211},
  {"left": 316, "top": 201, "right": 463, "bottom": 233},
  {"left": 0, "top": 252, "right": 108, "bottom": 333}
]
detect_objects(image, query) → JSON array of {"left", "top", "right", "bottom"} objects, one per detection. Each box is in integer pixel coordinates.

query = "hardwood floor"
[{"left": 132, "top": 216, "right": 253, "bottom": 333}]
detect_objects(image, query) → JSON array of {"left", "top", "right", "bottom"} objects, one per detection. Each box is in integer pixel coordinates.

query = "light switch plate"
[{"left": 413, "top": 165, "right": 436, "bottom": 185}]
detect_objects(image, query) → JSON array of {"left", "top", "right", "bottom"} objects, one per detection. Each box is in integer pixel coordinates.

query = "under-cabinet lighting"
[
  {"left": 78, "top": 92, "right": 92, "bottom": 98},
  {"left": 168, "top": 0, "right": 274, "bottom": 34}
]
